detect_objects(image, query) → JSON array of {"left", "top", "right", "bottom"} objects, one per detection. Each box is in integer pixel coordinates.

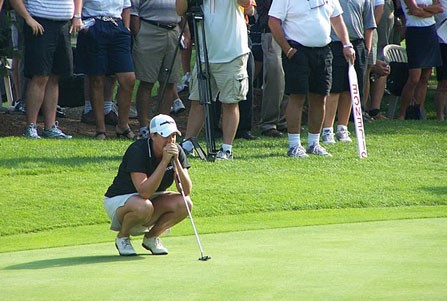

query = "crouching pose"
[{"left": 104, "top": 114, "right": 192, "bottom": 256}]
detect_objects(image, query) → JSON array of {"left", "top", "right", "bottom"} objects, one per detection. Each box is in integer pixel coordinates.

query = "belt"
[
  {"left": 141, "top": 19, "right": 177, "bottom": 30},
  {"left": 94, "top": 16, "right": 120, "bottom": 26}
]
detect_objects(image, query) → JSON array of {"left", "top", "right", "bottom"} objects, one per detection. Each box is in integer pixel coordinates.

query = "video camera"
[{"left": 187, "top": 0, "right": 203, "bottom": 13}]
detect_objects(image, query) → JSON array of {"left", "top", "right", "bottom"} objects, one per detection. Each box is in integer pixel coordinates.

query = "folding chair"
[
  {"left": 0, "top": 57, "right": 14, "bottom": 110},
  {"left": 382, "top": 44, "right": 408, "bottom": 119}
]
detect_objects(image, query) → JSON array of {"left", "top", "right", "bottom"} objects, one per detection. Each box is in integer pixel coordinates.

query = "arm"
[
  {"left": 70, "top": 0, "right": 82, "bottom": 34},
  {"left": 121, "top": 7, "right": 131, "bottom": 28},
  {"left": 131, "top": 163, "right": 171, "bottom": 200},
  {"left": 330, "top": 15, "right": 356, "bottom": 63},
  {"left": 364, "top": 28, "right": 374, "bottom": 54},
  {"left": 130, "top": 14, "right": 140, "bottom": 36},
  {"left": 268, "top": 16, "right": 296, "bottom": 59},
  {"left": 180, "top": 16, "right": 191, "bottom": 49},
  {"left": 0, "top": 0, "right": 4, "bottom": 12},
  {"left": 374, "top": 4, "right": 385, "bottom": 25},
  {"left": 238, "top": 0, "right": 252, "bottom": 8},
  {"left": 176, "top": 0, "right": 188, "bottom": 16},
  {"left": 403, "top": 0, "right": 439, "bottom": 17},
  {"left": 9, "top": 0, "right": 44, "bottom": 35}
]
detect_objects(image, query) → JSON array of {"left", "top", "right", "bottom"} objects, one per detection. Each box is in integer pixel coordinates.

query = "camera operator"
[{"left": 176, "top": 0, "right": 254, "bottom": 160}]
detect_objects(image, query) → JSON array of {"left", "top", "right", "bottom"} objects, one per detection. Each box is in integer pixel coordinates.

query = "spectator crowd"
[{"left": 0, "top": 0, "right": 446, "bottom": 159}]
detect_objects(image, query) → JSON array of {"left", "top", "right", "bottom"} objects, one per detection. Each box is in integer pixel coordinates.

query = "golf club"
[{"left": 171, "top": 159, "right": 211, "bottom": 261}]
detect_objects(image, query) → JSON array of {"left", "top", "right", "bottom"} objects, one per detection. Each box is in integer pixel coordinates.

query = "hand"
[
  {"left": 163, "top": 143, "right": 179, "bottom": 162},
  {"left": 25, "top": 17, "right": 44, "bottom": 35},
  {"left": 371, "top": 60, "right": 390, "bottom": 77},
  {"left": 70, "top": 18, "right": 82, "bottom": 34},
  {"left": 286, "top": 47, "right": 296, "bottom": 60},
  {"left": 343, "top": 47, "right": 355, "bottom": 64}
]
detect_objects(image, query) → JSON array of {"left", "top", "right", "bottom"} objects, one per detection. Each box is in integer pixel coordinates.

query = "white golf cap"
[{"left": 149, "top": 114, "right": 181, "bottom": 137}]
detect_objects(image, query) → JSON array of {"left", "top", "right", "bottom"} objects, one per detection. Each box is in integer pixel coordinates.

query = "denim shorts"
[{"left": 75, "top": 18, "right": 134, "bottom": 75}]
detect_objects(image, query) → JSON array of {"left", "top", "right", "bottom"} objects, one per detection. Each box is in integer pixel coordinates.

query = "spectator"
[
  {"left": 176, "top": 0, "right": 252, "bottom": 160},
  {"left": 104, "top": 114, "right": 192, "bottom": 256},
  {"left": 177, "top": 18, "right": 192, "bottom": 93},
  {"left": 130, "top": 0, "right": 186, "bottom": 140},
  {"left": 367, "top": 0, "right": 395, "bottom": 120},
  {"left": 434, "top": 0, "right": 447, "bottom": 121},
  {"left": 269, "top": 0, "right": 355, "bottom": 157},
  {"left": 363, "top": 0, "right": 384, "bottom": 119},
  {"left": 11, "top": 0, "right": 82, "bottom": 139},
  {"left": 76, "top": 0, "right": 135, "bottom": 139},
  {"left": 322, "top": 0, "right": 376, "bottom": 144},
  {"left": 257, "top": 0, "right": 288, "bottom": 138},
  {"left": 398, "top": 0, "right": 442, "bottom": 120},
  {"left": 236, "top": 2, "right": 259, "bottom": 140}
]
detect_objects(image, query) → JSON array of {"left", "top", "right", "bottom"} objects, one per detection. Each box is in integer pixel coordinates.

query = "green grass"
[
  {"left": 0, "top": 119, "right": 446, "bottom": 300},
  {"left": 0, "top": 120, "right": 446, "bottom": 243},
  {"left": 1, "top": 217, "right": 446, "bottom": 300}
]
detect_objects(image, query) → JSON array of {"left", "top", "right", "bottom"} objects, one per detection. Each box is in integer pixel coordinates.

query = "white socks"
[
  {"left": 83, "top": 100, "right": 113, "bottom": 114},
  {"left": 182, "top": 140, "right": 194, "bottom": 152},
  {"left": 221, "top": 143, "right": 232, "bottom": 153},
  {"left": 307, "top": 133, "right": 320, "bottom": 147},
  {"left": 288, "top": 133, "right": 301, "bottom": 148}
]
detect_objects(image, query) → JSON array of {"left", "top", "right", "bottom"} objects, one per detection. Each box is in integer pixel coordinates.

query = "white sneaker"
[
  {"left": 170, "top": 98, "right": 186, "bottom": 115},
  {"left": 322, "top": 130, "right": 336, "bottom": 144},
  {"left": 287, "top": 145, "right": 309, "bottom": 158},
  {"left": 115, "top": 236, "right": 137, "bottom": 256},
  {"left": 41, "top": 122, "right": 72, "bottom": 139},
  {"left": 23, "top": 123, "right": 41, "bottom": 139},
  {"left": 216, "top": 148, "right": 233, "bottom": 160},
  {"left": 307, "top": 143, "right": 332, "bottom": 157},
  {"left": 142, "top": 236, "right": 168, "bottom": 255},
  {"left": 138, "top": 127, "right": 149, "bottom": 140},
  {"left": 176, "top": 72, "right": 191, "bottom": 92},
  {"left": 336, "top": 129, "right": 352, "bottom": 143}
]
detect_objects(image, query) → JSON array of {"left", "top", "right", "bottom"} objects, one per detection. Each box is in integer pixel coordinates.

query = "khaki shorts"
[
  {"left": 189, "top": 54, "right": 249, "bottom": 104},
  {"left": 132, "top": 22, "right": 181, "bottom": 83},
  {"left": 103, "top": 192, "right": 167, "bottom": 236}
]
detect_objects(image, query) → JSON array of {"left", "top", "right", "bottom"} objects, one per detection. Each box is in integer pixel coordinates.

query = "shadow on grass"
[
  {"left": 420, "top": 186, "right": 447, "bottom": 196},
  {"left": 4, "top": 255, "right": 145, "bottom": 270},
  {"left": 0, "top": 155, "right": 122, "bottom": 169}
]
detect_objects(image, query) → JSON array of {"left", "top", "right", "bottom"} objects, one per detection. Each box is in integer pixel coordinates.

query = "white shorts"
[{"left": 103, "top": 192, "right": 167, "bottom": 236}]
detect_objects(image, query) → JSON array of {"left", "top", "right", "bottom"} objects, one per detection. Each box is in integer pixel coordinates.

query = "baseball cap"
[{"left": 149, "top": 114, "right": 181, "bottom": 137}]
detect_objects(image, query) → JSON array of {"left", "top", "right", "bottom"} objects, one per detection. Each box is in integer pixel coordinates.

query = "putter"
[
  {"left": 348, "top": 61, "right": 367, "bottom": 159},
  {"left": 171, "top": 159, "right": 211, "bottom": 261}
]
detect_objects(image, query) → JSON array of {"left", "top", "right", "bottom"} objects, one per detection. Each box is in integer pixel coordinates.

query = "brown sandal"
[
  {"left": 116, "top": 127, "right": 135, "bottom": 140},
  {"left": 95, "top": 131, "right": 107, "bottom": 139}
]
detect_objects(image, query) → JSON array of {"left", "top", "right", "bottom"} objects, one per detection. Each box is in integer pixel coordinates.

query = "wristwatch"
[{"left": 73, "top": 14, "right": 82, "bottom": 19}]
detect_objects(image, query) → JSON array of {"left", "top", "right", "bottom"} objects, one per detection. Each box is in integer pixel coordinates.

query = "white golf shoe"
[
  {"left": 142, "top": 236, "right": 168, "bottom": 255},
  {"left": 115, "top": 236, "right": 137, "bottom": 256}
]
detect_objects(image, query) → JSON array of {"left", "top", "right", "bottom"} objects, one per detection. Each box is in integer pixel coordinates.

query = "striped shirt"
[{"left": 24, "top": 0, "right": 74, "bottom": 20}]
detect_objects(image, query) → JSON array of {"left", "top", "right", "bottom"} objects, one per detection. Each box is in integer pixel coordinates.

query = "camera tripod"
[{"left": 158, "top": 6, "right": 217, "bottom": 161}]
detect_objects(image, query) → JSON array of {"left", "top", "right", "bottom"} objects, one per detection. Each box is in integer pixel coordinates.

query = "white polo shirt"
[
  {"left": 269, "top": 0, "right": 343, "bottom": 47},
  {"left": 400, "top": 0, "right": 436, "bottom": 27},
  {"left": 82, "top": 0, "right": 132, "bottom": 19},
  {"left": 198, "top": 0, "right": 250, "bottom": 63}
]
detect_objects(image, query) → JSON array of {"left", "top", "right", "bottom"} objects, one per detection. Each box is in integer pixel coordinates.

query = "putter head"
[{"left": 198, "top": 255, "right": 211, "bottom": 261}]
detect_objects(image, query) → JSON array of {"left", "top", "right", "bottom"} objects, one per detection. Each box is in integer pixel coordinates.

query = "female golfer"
[{"left": 104, "top": 114, "right": 192, "bottom": 256}]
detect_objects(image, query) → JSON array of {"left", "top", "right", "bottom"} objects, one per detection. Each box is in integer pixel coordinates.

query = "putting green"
[{"left": 1, "top": 218, "right": 446, "bottom": 300}]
